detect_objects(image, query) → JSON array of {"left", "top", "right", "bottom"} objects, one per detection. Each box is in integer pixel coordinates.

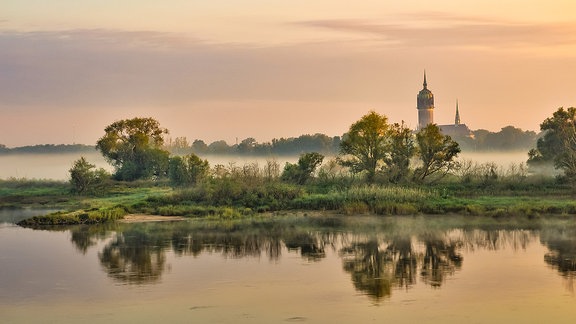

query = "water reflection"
[
  {"left": 419, "top": 234, "right": 463, "bottom": 288},
  {"left": 98, "top": 225, "right": 169, "bottom": 284},
  {"left": 20, "top": 215, "right": 576, "bottom": 300},
  {"left": 541, "top": 225, "right": 576, "bottom": 276},
  {"left": 70, "top": 224, "right": 113, "bottom": 254}
]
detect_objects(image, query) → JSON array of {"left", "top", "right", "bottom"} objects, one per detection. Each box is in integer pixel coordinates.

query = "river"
[{"left": 1, "top": 210, "right": 575, "bottom": 323}]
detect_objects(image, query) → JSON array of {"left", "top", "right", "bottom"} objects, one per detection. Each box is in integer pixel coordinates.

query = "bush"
[
  {"left": 168, "top": 154, "right": 210, "bottom": 186},
  {"left": 69, "top": 157, "right": 110, "bottom": 194}
]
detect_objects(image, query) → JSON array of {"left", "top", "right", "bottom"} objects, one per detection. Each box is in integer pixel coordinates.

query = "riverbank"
[
  {"left": 4, "top": 178, "right": 576, "bottom": 226},
  {"left": 119, "top": 214, "right": 187, "bottom": 223}
]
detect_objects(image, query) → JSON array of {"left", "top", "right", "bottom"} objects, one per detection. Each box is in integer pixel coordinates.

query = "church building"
[{"left": 416, "top": 72, "right": 473, "bottom": 138}]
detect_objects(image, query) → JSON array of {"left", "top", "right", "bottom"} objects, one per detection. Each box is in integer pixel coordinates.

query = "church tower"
[
  {"left": 455, "top": 100, "right": 461, "bottom": 125},
  {"left": 417, "top": 71, "right": 434, "bottom": 129}
]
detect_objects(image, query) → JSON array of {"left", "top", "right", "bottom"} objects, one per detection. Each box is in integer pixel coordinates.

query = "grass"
[
  {"left": 17, "top": 206, "right": 128, "bottom": 226},
  {"left": 0, "top": 178, "right": 71, "bottom": 208},
  {"left": 7, "top": 171, "right": 576, "bottom": 226}
]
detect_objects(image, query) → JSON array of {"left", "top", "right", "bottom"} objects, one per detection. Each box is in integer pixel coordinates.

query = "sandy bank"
[{"left": 119, "top": 214, "right": 187, "bottom": 223}]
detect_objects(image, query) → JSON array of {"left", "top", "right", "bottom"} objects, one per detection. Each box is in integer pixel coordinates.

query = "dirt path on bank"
[{"left": 119, "top": 214, "right": 187, "bottom": 223}]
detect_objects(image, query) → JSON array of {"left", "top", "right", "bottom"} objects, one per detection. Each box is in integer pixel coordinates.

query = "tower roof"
[
  {"left": 455, "top": 100, "right": 461, "bottom": 125},
  {"left": 417, "top": 71, "right": 434, "bottom": 109}
]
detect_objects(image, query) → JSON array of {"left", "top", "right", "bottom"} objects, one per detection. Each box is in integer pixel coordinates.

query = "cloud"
[
  {"left": 298, "top": 13, "right": 576, "bottom": 49},
  {"left": 0, "top": 28, "right": 417, "bottom": 110}
]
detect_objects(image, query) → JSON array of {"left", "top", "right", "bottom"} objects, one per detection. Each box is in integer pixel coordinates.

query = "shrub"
[{"left": 69, "top": 157, "right": 110, "bottom": 194}]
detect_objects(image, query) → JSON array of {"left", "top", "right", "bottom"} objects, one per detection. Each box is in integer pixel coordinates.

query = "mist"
[{"left": 0, "top": 151, "right": 531, "bottom": 181}]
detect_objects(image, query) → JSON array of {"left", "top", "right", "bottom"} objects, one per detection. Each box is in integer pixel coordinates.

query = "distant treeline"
[
  {"left": 167, "top": 126, "right": 539, "bottom": 155},
  {"left": 0, "top": 144, "right": 96, "bottom": 154},
  {"left": 0, "top": 125, "right": 538, "bottom": 156},
  {"left": 455, "top": 126, "right": 539, "bottom": 151},
  {"left": 167, "top": 133, "right": 342, "bottom": 156}
]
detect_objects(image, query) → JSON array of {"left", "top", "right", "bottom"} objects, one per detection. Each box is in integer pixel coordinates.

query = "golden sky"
[{"left": 2, "top": 0, "right": 576, "bottom": 146}]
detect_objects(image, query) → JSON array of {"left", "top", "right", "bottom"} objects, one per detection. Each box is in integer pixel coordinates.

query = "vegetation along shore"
[{"left": 5, "top": 108, "right": 576, "bottom": 226}]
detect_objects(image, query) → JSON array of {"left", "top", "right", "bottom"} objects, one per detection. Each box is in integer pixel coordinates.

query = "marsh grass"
[
  {"left": 0, "top": 178, "right": 71, "bottom": 207},
  {"left": 17, "top": 206, "right": 128, "bottom": 226},
  {"left": 293, "top": 185, "right": 435, "bottom": 215}
]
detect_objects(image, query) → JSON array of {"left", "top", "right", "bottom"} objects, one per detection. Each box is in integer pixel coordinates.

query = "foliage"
[
  {"left": 168, "top": 154, "right": 210, "bottom": 186},
  {"left": 96, "top": 117, "right": 170, "bottom": 181},
  {"left": 165, "top": 137, "right": 190, "bottom": 155},
  {"left": 385, "top": 121, "right": 416, "bottom": 183},
  {"left": 69, "top": 157, "right": 110, "bottom": 194},
  {"left": 528, "top": 107, "right": 576, "bottom": 181},
  {"left": 462, "top": 126, "right": 538, "bottom": 151},
  {"left": 339, "top": 111, "right": 390, "bottom": 182},
  {"left": 281, "top": 152, "right": 325, "bottom": 185},
  {"left": 0, "top": 178, "right": 71, "bottom": 208},
  {"left": 164, "top": 134, "right": 341, "bottom": 156},
  {"left": 415, "top": 124, "right": 461, "bottom": 182},
  {"left": 17, "top": 207, "right": 127, "bottom": 226},
  {"left": 292, "top": 185, "right": 434, "bottom": 215}
]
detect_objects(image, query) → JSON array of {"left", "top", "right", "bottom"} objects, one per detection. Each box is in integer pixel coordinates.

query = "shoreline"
[{"left": 119, "top": 214, "right": 187, "bottom": 223}]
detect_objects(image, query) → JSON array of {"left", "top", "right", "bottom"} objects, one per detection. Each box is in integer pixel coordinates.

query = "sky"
[{"left": 2, "top": 0, "right": 576, "bottom": 146}]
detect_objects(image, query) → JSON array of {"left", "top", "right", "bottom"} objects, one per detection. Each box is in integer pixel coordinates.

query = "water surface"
[{"left": 1, "top": 211, "right": 576, "bottom": 323}]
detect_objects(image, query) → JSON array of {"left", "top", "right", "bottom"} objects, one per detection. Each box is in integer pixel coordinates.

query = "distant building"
[
  {"left": 416, "top": 72, "right": 473, "bottom": 138},
  {"left": 438, "top": 100, "right": 474, "bottom": 138},
  {"left": 416, "top": 71, "right": 434, "bottom": 130}
]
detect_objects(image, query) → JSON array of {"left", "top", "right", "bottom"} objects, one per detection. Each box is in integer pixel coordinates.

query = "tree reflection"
[
  {"left": 419, "top": 234, "right": 463, "bottom": 287},
  {"left": 69, "top": 224, "right": 114, "bottom": 254},
  {"left": 171, "top": 229, "right": 284, "bottom": 261},
  {"left": 339, "top": 236, "right": 418, "bottom": 299},
  {"left": 32, "top": 215, "right": 563, "bottom": 294},
  {"left": 541, "top": 227, "right": 576, "bottom": 276},
  {"left": 339, "top": 233, "right": 463, "bottom": 300},
  {"left": 98, "top": 224, "right": 170, "bottom": 284},
  {"left": 285, "top": 232, "right": 327, "bottom": 261}
]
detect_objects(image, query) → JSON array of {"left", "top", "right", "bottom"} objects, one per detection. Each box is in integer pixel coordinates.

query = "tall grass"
[
  {"left": 293, "top": 185, "right": 435, "bottom": 215},
  {"left": 17, "top": 206, "right": 128, "bottom": 226}
]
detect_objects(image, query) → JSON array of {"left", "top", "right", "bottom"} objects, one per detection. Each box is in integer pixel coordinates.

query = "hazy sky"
[{"left": 2, "top": 0, "right": 576, "bottom": 146}]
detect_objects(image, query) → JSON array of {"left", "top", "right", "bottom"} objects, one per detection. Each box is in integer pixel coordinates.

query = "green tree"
[
  {"left": 386, "top": 121, "right": 416, "bottom": 183},
  {"left": 237, "top": 137, "right": 257, "bottom": 155},
  {"left": 281, "top": 152, "right": 325, "bottom": 185},
  {"left": 166, "top": 136, "right": 191, "bottom": 155},
  {"left": 168, "top": 153, "right": 210, "bottom": 186},
  {"left": 528, "top": 107, "right": 576, "bottom": 179},
  {"left": 96, "top": 117, "right": 170, "bottom": 181},
  {"left": 415, "top": 124, "right": 460, "bottom": 181},
  {"left": 191, "top": 139, "right": 209, "bottom": 154},
  {"left": 339, "top": 111, "right": 390, "bottom": 182},
  {"left": 69, "top": 157, "right": 109, "bottom": 194},
  {"left": 208, "top": 140, "right": 231, "bottom": 154}
]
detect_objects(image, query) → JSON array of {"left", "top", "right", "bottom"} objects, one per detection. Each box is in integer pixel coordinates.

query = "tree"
[
  {"left": 281, "top": 152, "right": 325, "bottom": 184},
  {"left": 166, "top": 136, "right": 191, "bottom": 155},
  {"left": 483, "top": 126, "right": 537, "bottom": 150},
  {"left": 69, "top": 157, "right": 109, "bottom": 194},
  {"left": 528, "top": 107, "right": 576, "bottom": 179},
  {"left": 208, "top": 140, "right": 231, "bottom": 154},
  {"left": 237, "top": 138, "right": 257, "bottom": 155},
  {"left": 191, "top": 139, "right": 209, "bottom": 154},
  {"left": 386, "top": 121, "right": 416, "bottom": 183},
  {"left": 415, "top": 124, "right": 460, "bottom": 181},
  {"left": 168, "top": 154, "right": 210, "bottom": 186},
  {"left": 96, "top": 117, "right": 170, "bottom": 181},
  {"left": 339, "top": 111, "right": 390, "bottom": 182}
]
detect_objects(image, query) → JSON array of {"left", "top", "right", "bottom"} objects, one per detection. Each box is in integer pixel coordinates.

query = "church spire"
[
  {"left": 455, "top": 100, "right": 461, "bottom": 125},
  {"left": 423, "top": 70, "right": 428, "bottom": 89}
]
